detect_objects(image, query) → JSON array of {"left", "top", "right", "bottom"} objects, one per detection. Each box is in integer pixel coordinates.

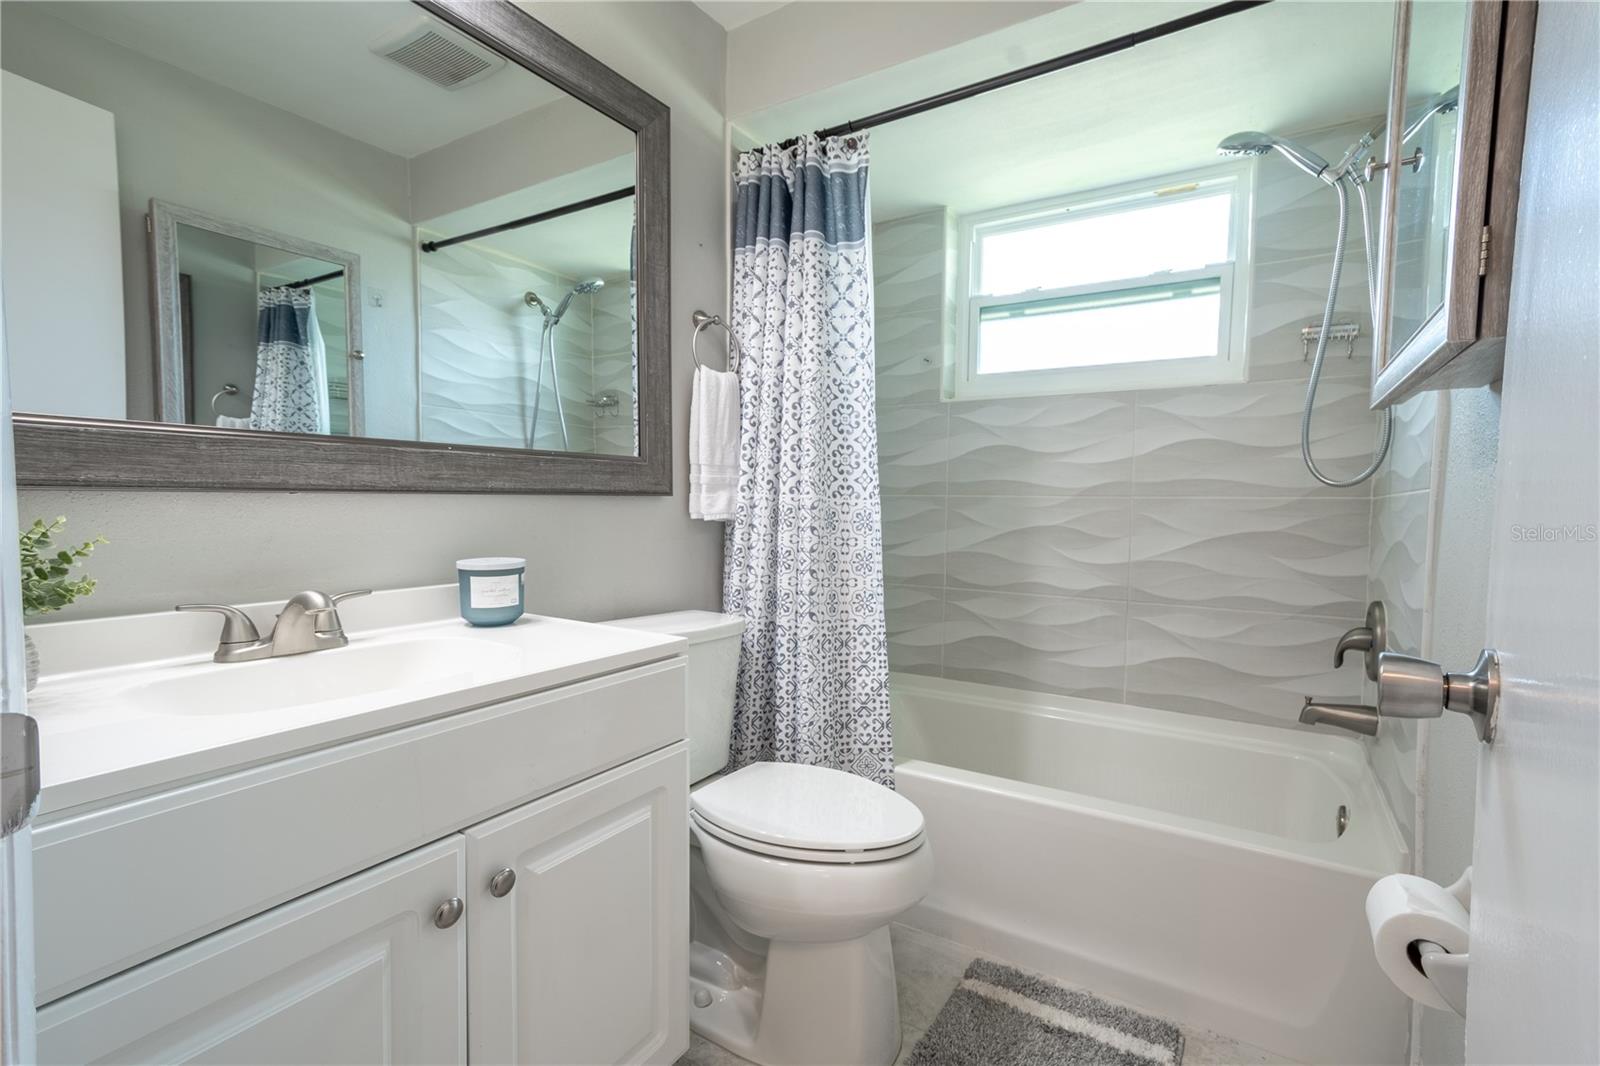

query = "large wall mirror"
[{"left": 2, "top": 0, "right": 670, "bottom": 492}]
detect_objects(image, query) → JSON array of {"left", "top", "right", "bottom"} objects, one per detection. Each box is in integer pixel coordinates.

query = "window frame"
[{"left": 952, "top": 163, "right": 1255, "bottom": 400}]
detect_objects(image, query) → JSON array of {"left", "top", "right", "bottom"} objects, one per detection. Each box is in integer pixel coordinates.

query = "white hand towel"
[
  {"left": 690, "top": 366, "right": 740, "bottom": 521},
  {"left": 215, "top": 414, "right": 252, "bottom": 430}
]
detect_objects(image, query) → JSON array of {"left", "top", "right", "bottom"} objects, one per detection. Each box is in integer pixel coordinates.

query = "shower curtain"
[
  {"left": 251, "top": 286, "right": 330, "bottom": 435},
  {"left": 723, "top": 134, "right": 894, "bottom": 787}
]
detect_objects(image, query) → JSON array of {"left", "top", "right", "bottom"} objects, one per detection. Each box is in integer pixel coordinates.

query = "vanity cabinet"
[
  {"left": 467, "top": 746, "right": 688, "bottom": 1066},
  {"left": 36, "top": 837, "right": 469, "bottom": 1064},
  {"left": 30, "top": 653, "right": 691, "bottom": 1065},
  {"left": 36, "top": 746, "right": 689, "bottom": 1065}
]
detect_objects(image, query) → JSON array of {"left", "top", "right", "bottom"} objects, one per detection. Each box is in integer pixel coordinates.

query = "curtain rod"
[
  {"left": 283, "top": 268, "right": 344, "bottom": 289},
  {"left": 782, "top": 0, "right": 1272, "bottom": 146},
  {"left": 419, "top": 185, "right": 636, "bottom": 254}
]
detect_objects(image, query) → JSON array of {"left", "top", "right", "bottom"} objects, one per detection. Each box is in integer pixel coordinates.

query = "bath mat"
[{"left": 906, "top": 959, "right": 1184, "bottom": 1066}]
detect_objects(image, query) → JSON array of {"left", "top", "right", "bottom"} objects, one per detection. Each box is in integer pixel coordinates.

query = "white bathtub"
[{"left": 892, "top": 674, "right": 1411, "bottom": 1066}]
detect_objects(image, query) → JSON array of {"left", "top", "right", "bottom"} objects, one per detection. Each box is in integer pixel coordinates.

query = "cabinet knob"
[
  {"left": 489, "top": 868, "right": 517, "bottom": 898},
  {"left": 433, "top": 896, "right": 464, "bottom": 929}
]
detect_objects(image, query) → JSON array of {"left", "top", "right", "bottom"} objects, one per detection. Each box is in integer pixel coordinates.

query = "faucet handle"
[
  {"left": 1334, "top": 601, "right": 1387, "bottom": 681},
  {"left": 330, "top": 590, "right": 372, "bottom": 606},
  {"left": 175, "top": 604, "right": 261, "bottom": 647}
]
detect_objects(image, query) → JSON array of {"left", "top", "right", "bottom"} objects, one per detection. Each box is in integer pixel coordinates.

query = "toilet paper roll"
[{"left": 1366, "top": 873, "right": 1471, "bottom": 1011}]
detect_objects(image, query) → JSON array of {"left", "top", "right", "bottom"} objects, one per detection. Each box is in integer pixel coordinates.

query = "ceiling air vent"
[{"left": 371, "top": 18, "right": 505, "bottom": 90}]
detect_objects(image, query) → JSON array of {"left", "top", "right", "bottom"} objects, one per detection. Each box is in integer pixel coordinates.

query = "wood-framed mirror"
[
  {"left": 1367, "top": 0, "right": 1534, "bottom": 409},
  {"left": 3, "top": 0, "right": 670, "bottom": 493}
]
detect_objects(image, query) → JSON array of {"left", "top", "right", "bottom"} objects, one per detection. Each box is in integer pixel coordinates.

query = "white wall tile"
[
  {"left": 1133, "top": 379, "right": 1380, "bottom": 497},
  {"left": 1130, "top": 497, "right": 1370, "bottom": 617},
  {"left": 945, "top": 395, "right": 1134, "bottom": 497},
  {"left": 1125, "top": 604, "right": 1365, "bottom": 725},
  {"left": 945, "top": 496, "right": 1131, "bottom": 600},
  {"left": 942, "top": 590, "right": 1127, "bottom": 702}
]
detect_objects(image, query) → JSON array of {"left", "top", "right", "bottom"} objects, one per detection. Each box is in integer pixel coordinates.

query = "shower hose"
[{"left": 1303, "top": 176, "right": 1392, "bottom": 488}]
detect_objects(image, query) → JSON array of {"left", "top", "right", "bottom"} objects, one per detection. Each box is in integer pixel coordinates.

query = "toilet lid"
[{"left": 690, "top": 762, "right": 924, "bottom": 853}]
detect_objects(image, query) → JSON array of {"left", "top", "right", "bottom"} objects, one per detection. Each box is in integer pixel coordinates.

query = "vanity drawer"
[{"left": 32, "top": 657, "right": 687, "bottom": 1004}]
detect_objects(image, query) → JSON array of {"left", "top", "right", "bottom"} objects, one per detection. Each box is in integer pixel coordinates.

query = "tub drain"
[{"left": 1336, "top": 804, "right": 1350, "bottom": 837}]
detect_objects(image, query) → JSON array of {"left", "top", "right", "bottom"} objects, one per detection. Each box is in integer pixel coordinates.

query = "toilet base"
[{"left": 690, "top": 927, "right": 903, "bottom": 1066}]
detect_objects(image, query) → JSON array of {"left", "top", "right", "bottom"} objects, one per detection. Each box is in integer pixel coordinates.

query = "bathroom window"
[{"left": 954, "top": 166, "right": 1252, "bottom": 398}]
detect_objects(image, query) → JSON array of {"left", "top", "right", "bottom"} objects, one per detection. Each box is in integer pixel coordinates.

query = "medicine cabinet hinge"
[
  {"left": 1478, "top": 225, "right": 1491, "bottom": 277},
  {"left": 145, "top": 213, "right": 153, "bottom": 234}
]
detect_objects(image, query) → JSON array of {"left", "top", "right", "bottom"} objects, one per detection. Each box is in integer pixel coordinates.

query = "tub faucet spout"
[{"left": 1300, "top": 697, "right": 1380, "bottom": 736}]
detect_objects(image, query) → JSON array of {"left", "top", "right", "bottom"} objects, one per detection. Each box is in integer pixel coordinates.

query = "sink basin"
[
  {"left": 25, "top": 589, "right": 689, "bottom": 816},
  {"left": 126, "top": 637, "right": 524, "bottom": 716}
]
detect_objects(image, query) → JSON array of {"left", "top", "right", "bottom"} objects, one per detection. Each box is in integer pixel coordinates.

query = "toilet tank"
[{"left": 606, "top": 610, "right": 745, "bottom": 782}]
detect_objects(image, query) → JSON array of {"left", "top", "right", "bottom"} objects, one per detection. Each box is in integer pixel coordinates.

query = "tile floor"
[{"left": 675, "top": 924, "right": 1295, "bottom": 1066}]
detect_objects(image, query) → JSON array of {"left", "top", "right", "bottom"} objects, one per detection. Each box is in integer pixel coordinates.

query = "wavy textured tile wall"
[
  {"left": 874, "top": 143, "right": 1385, "bottom": 727},
  {"left": 418, "top": 242, "right": 602, "bottom": 452}
]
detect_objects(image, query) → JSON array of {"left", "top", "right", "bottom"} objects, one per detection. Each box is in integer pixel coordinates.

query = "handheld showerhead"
[
  {"left": 549, "top": 277, "right": 605, "bottom": 324},
  {"left": 1401, "top": 86, "right": 1460, "bottom": 144},
  {"left": 525, "top": 278, "right": 604, "bottom": 325},
  {"left": 1216, "top": 131, "right": 1333, "bottom": 183}
]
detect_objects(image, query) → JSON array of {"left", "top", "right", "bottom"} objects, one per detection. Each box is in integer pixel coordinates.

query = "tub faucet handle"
[{"left": 1334, "top": 601, "right": 1387, "bottom": 681}]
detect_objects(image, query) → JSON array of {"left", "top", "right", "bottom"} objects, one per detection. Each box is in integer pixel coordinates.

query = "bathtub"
[{"left": 891, "top": 674, "right": 1411, "bottom": 1066}]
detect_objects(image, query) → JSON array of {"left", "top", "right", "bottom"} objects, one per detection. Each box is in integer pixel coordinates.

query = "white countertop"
[{"left": 25, "top": 587, "right": 685, "bottom": 817}]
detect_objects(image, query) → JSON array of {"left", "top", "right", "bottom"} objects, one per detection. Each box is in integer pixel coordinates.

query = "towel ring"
[
  {"left": 210, "top": 383, "right": 241, "bottom": 416},
  {"left": 690, "top": 311, "right": 739, "bottom": 373}
]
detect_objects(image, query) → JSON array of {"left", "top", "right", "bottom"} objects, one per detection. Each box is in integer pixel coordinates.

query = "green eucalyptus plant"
[{"left": 20, "top": 517, "right": 106, "bottom": 617}]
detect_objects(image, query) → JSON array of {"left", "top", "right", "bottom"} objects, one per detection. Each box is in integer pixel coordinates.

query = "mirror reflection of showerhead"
[
  {"left": 1216, "top": 131, "right": 1334, "bottom": 183},
  {"left": 1402, "top": 86, "right": 1460, "bottom": 143},
  {"left": 525, "top": 277, "right": 605, "bottom": 325}
]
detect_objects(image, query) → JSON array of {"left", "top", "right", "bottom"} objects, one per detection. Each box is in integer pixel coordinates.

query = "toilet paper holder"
[
  {"left": 1368, "top": 867, "right": 1473, "bottom": 1018},
  {"left": 1413, "top": 866, "right": 1472, "bottom": 1017},
  {"left": 1411, "top": 939, "right": 1470, "bottom": 1016}
]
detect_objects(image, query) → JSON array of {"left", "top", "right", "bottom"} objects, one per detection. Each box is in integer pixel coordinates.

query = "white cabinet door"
[
  {"left": 36, "top": 837, "right": 467, "bottom": 1065},
  {"left": 466, "top": 744, "right": 688, "bottom": 1066}
]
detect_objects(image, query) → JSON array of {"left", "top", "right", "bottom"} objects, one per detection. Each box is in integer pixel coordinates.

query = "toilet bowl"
[
  {"left": 607, "top": 612, "right": 932, "bottom": 1066},
  {"left": 689, "top": 763, "right": 933, "bottom": 1066}
]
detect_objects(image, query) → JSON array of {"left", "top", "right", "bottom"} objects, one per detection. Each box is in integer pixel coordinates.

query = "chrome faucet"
[
  {"left": 1299, "top": 601, "right": 1387, "bottom": 735},
  {"left": 176, "top": 589, "right": 371, "bottom": 663},
  {"left": 1299, "top": 697, "right": 1379, "bottom": 736}
]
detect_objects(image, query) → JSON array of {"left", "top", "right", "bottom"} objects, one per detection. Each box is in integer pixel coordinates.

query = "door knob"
[
  {"left": 1375, "top": 650, "right": 1501, "bottom": 742},
  {"left": 489, "top": 868, "right": 517, "bottom": 898},
  {"left": 433, "top": 896, "right": 464, "bottom": 929}
]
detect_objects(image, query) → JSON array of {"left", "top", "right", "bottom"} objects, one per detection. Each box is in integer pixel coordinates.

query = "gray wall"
[
  {"left": 876, "top": 120, "right": 1383, "bottom": 727},
  {"left": 18, "top": 1, "right": 729, "bottom": 625}
]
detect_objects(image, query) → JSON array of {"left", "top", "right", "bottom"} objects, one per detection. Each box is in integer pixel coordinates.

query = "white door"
[
  {"left": 465, "top": 745, "right": 688, "bottom": 1066},
  {"left": 1465, "top": 4, "right": 1599, "bottom": 1062},
  {"left": 1, "top": 291, "right": 38, "bottom": 1065},
  {"left": 34, "top": 837, "right": 468, "bottom": 1065}
]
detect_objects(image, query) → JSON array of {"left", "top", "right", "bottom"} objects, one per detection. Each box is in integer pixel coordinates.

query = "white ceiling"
[
  {"left": 732, "top": 1, "right": 1395, "bottom": 221},
  {"left": 33, "top": 1, "right": 569, "bottom": 158},
  {"left": 694, "top": 2, "right": 792, "bottom": 31}
]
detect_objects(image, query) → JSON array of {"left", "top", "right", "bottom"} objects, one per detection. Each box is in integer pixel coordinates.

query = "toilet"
[{"left": 608, "top": 611, "right": 932, "bottom": 1066}]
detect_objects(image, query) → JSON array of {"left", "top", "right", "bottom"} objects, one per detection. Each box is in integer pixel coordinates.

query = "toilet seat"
[
  {"left": 691, "top": 809, "right": 926, "bottom": 863},
  {"left": 691, "top": 762, "right": 925, "bottom": 864}
]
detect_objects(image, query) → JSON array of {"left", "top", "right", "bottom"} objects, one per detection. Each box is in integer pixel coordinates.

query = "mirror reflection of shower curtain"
[{"left": 251, "top": 285, "right": 330, "bottom": 434}]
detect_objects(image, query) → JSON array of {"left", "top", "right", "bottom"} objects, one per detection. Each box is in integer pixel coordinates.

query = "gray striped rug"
[{"left": 906, "top": 959, "right": 1185, "bottom": 1066}]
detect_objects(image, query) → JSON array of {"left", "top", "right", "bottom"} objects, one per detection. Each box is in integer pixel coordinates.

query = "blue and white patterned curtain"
[
  {"left": 723, "top": 134, "right": 894, "bottom": 786},
  {"left": 251, "top": 286, "right": 330, "bottom": 435}
]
